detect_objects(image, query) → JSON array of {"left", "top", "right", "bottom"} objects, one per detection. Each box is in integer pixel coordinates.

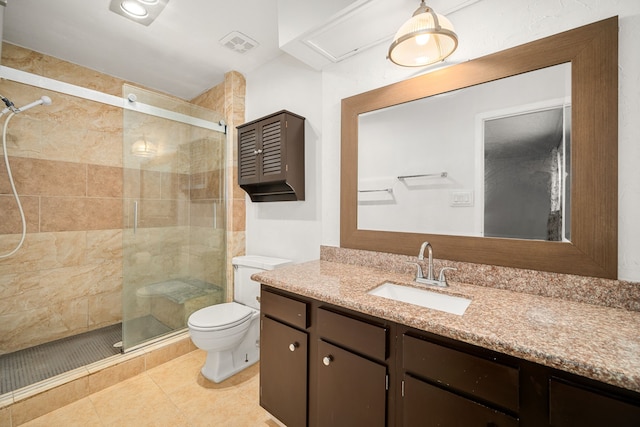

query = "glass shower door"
[{"left": 121, "top": 85, "right": 227, "bottom": 351}]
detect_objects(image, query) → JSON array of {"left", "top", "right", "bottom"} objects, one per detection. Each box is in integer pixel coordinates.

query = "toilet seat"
[{"left": 188, "top": 302, "right": 255, "bottom": 332}]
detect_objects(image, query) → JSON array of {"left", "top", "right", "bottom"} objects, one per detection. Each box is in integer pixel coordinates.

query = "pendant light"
[{"left": 388, "top": 0, "right": 458, "bottom": 67}]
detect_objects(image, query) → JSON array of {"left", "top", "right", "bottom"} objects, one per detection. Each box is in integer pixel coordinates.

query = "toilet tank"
[{"left": 232, "top": 255, "right": 291, "bottom": 309}]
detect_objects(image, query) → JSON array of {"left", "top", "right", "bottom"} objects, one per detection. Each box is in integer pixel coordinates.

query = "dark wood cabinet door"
[
  {"left": 402, "top": 375, "right": 519, "bottom": 427},
  {"left": 260, "top": 316, "right": 308, "bottom": 427},
  {"left": 316, "top": 340, "right": 387, "bottom": 427},
  {"left": 238, "top": 114, "right": 288, "bottom": 186},
  {"left": 549, "top": 378, "right": 640, "bottom": 427},
  {"left": 258, "top": 114, "right": 287, "bottom": 182},
  {"left": 238, "top": 123, "right": 261, "bottom": 185}
]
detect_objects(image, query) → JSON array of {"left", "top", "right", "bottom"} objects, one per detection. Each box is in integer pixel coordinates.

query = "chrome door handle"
[
  {"left": 322, "top": 355, "right": 333, "bottom": 366},
  {"left": 133, "top": 201, "right": 138, "bottom": 234},
  {"left": 289, "top": 342, "right": 299, "bottom": 352}
]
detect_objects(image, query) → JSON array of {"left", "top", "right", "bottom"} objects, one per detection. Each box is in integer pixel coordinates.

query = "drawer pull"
[
  {"left": 289, "top": 342, "right": 299, "bottom": 352},
  {"left": 322, "top": 355, "right": 333, "bottom": 366}
]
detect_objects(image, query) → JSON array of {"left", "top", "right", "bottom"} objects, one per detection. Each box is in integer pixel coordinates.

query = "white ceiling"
[
  {"left": 2, "top": 0, "right": 479, "bottom": 100},
  {"left": 2, "top": 0, "right": 283, "bottom": 100}
]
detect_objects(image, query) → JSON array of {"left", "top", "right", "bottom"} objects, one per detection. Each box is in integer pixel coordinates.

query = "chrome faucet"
[
  {"left": 409, "top": 241, "right": 457, "bottom": 287},
  {"left": 418, "top": 241, "right": 435, "bottom": 281}
]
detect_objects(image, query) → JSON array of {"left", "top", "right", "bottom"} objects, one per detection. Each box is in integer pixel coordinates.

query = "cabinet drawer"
[
  {"left": 549, "top": 378, "right": 640, "bottom": 427},
  {"left": 403, "top": 374, "right": 519, "bottom": 427},
  {"left": 403, "top": 334, "right": 519, "bottom": 413},
  {"left": 317, "top": 307, "right": 388, "bottom": 361},
  {"left": 261, "top": 289, "right": 308, "bottom": 329}
]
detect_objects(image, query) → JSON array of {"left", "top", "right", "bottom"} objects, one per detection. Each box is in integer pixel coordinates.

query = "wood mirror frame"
[{"left": 341, "top": 17, "right": 618, "bottom": 279}]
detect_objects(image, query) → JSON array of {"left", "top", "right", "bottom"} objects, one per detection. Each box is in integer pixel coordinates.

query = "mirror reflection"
[{"left": 357, "top": 63, "right": 571, "bottom": 241}]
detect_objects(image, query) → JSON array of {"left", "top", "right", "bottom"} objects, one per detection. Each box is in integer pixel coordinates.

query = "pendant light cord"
[{"left": 0, "top": 112, "right": 27, "bottom": 258}]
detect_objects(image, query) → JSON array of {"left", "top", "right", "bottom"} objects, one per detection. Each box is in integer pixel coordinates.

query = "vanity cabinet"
[
  {"left": 237, "top": 110, "right": 305, "bottom": 202},
  {"left": 259, "top": 286, "right": 640, "bottom": 427},
  {"left": 260, "top": 287, "right": 393, "bottom": 427},
  {"left": 260, "top": 289, "right": 309, "bottom": 427}
]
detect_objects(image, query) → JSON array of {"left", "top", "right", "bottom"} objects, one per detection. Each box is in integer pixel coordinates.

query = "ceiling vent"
[{"left": 220, "top": 31, "right": 259, "bottom": 54}]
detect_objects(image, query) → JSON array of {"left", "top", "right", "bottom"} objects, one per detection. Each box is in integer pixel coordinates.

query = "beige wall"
[
  {"left": 191, "top": 70, "right": 247, "bottom": 296},
  {"left": 0, "top": 43, "right": 242, "bottom": 354}
]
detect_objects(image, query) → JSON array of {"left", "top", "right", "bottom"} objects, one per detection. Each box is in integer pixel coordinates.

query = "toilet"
[{"left": 187, "top": 255, "right": 291, "bottom": 383}]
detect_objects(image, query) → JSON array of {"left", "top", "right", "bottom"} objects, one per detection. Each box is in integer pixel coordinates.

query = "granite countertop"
[{"left": 253, "top": 259, "right": 640, "bottom": 393}]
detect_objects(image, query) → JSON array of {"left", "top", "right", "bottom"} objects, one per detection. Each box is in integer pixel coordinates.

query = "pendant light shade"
[{"left": 388, "top": 0, "right": 458, "bottom": 67}]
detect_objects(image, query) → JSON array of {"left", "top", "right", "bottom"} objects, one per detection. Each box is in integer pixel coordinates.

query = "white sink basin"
[{"left": 367, "top": 282, "right": 471, "bottom": 315}]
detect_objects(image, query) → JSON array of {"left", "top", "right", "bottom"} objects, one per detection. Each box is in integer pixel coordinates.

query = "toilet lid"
[{"left": 188, "top": 302, "right": 254, "bottom": 330}]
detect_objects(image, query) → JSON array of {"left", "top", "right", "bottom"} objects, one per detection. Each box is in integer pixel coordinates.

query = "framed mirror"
[
  {"left": 357, "top": 63, "right": 572, "bottom": 241},
  {"left": 341, "top": 17, "right": 617, "bottom": 279}
]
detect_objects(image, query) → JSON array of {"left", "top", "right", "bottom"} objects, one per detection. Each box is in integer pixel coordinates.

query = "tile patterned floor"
[
  {"left": 20, "top": 350, "right": 279, "bottom": 427},
  {"left": 0, "top": 324, "right": 122, "bottom": 395}
]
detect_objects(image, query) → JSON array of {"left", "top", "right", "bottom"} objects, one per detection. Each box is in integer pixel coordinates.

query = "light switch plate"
[{"left": 450, "top": 190, "right": 474, "bottom": 207}]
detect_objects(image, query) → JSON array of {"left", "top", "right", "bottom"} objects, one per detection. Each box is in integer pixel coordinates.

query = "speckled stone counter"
[{"left": 253, "top": 259, "right": 640, "bottom": 394}]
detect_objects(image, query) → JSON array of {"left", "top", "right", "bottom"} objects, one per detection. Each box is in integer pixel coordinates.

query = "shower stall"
[{"left": 0, "top": 65, "right": 228, "bottom": 394}]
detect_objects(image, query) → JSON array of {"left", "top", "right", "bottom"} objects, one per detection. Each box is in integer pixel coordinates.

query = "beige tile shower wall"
[
  {"left": 0, "top": 230, "right": 123, "bottom": 354},
  {"left": 225, "top": 72, "right": 247, "bottom": 293},
  {"left": 0, "top": 43, "right": 227, "bottom": 354},
  {"left": 0, "top": 44, "right": 127, "bottom": 354},
  {"left": 191, "top": 71, "right": 247, "bottom": 299},
  {"left": 187, "top": 128, "right": 226, "bottom": 289}
]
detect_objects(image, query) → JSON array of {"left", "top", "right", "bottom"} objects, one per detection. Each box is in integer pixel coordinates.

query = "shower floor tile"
[{"left": 0, "top": 323, "right": 122, "bottom": 395}]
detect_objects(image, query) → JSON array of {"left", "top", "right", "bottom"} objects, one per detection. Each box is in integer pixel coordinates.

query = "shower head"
[{"left": 16, "top": 96, "right": 52, "bottom": 113}]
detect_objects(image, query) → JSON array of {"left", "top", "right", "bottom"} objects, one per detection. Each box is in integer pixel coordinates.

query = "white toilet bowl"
[
  {"left": 187, "top": 255, "right": 291, "bottom": 383},
  {"left": 188, "top": 302, "right": 259, "bottom": 383}
]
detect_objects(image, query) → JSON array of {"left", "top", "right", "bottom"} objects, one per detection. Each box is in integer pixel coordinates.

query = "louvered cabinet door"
[
  {"left": 238, "top": 123, "right": 261, "bottom": 185},
  {"left": 259, "top": 114, "right": 288, "bottom": 182}
]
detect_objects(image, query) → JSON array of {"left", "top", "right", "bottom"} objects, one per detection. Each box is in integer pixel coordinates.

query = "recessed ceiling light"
[
  {"left": 120, "top": 1, "right": 148, "bottom": 18},
  {"left": 109, "top": 0, "right": 169, "bottom": 26}
]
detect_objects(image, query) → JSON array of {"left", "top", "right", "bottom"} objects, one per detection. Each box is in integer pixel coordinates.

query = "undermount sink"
[{"left": 367, "top": 282, "right": 471, "bottom": 315}]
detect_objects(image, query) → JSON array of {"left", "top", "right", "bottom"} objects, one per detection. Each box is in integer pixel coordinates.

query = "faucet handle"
[
  {"left": 406, "top": 262, "right": 424, "bottom": 280},
  {"left": 438, "top": 267, "right": 457, "bottom": 285}
]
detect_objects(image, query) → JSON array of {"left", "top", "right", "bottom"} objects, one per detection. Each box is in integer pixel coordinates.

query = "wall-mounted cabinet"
[{"left": 237, "top": 110, "right": 305, "bottom": 202}]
